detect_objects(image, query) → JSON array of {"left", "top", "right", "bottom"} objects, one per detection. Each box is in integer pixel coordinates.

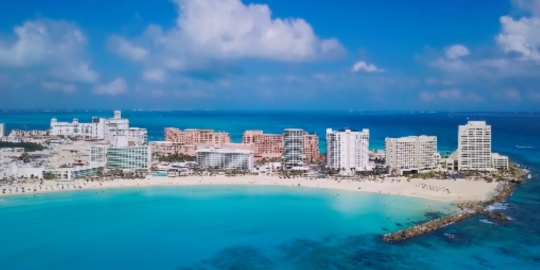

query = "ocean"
[{"left": 0, "top": 110, "right": 539, "bottom": 269}]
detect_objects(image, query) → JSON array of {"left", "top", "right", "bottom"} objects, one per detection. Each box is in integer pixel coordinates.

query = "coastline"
[{"left": 0, "top": 175, "right": 499, "bottom": 203}]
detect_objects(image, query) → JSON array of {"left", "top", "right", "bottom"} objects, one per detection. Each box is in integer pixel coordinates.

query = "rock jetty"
[{"left": 383, "top": 181, "right": 516, "bottom": 243}]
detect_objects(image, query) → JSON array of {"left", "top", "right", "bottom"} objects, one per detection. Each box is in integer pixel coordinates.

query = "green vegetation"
[
  {"left": 157, "top": 153, "right": 195, "bottom": 162},
  {"left": 43, "top": 172, "right": 55, "bottom": 180},
  {"left": 0, "top": 142, "right": 44, "bottom": 152}
]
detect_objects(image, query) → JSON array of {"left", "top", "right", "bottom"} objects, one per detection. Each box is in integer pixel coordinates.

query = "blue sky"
[{"left": 0, "top": 0, "right": 539, "bottom": 110}]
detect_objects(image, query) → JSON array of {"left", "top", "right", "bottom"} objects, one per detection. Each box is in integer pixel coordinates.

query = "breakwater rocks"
[{"left": 383, "top": 182, "right": 516, "bottom": 243}]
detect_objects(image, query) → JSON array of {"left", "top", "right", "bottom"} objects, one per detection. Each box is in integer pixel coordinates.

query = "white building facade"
[
  {"left": 90, "top": 145, "right": 109, "bottom": 167},
  {"left": 49, "top": 111, "right": 146, "bottom": 147},
  {"left": 385, "top": 136, "right": 438, "bottom": 173},
  {"left": 0, "top": 123, "right": 5, "bottom": 137},
  {"left": 44, "top": 165, "right": 103, "bottom": 181},
  {"left": 196, "top": 148, "right": 254, "bottom": 170},
  {"left": 457, "top": 121, "right": 492, "bottom": 170},
  {"left": 326, "top": 128, "right": 370, "bottom": 174},
  {"left": 491, "top": 153, "right": 509, "bottom": 170},
  {"left": 283, "top": 129, "right": 304, "bottom": 169},
  {"left": 106, "top": 146, "right": 151, "bottom": 171}
]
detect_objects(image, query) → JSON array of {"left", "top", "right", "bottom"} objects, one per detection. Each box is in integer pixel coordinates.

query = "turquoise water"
[
  {"left": 1, "top": 110, "right": 540, "bottom": 269},
  {"left": 0, "top": 186, "right": 453, "bottom": 269}
]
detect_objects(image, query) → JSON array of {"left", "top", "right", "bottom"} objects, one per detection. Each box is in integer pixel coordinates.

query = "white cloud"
[
  {"left": 109, "top": 36, "right": 148, "bottom": 61},
  {"left": 497, "top": 16, "right": 540, "bottom": 60},
  {"left": 143, "top": 69, "right": 166, "bottom": 82},
  {"left": 49, "top": 62, "right": 99, "bottom": 83},
  {"left": 93, "top": 78, "right": 127, "bottom": 96},
  {"left": 351, "top": 61, "right": 383, "bottom": 73},
  {"left": 419, "top": 88, "right": 462, "bottom": 102},
  {"left": 419, "top": 92, "right": 435, "bottom": 102},
  {"left": 0, "top": 19, "right": 99, "bottom": 83},
  {"left": 438, "top": 88, "right": 461, "bottom": 99},
  {"left": 512, "top": 0, "right": 540, "bottom": 16},
  {"left": 445, "top": 45, "right": 469, "bottom": 60},
  {"left": 502, "top": 88, "right": 522, "bottom": 101},
  {"left": 41, "top": 81, "right": 76, "bottom": 93},
  {"left": 528, "top": 90, "right": 540, "bottom": 101},
  {"left": 111, "top": 0, "right": 345, "bottom": 73}
]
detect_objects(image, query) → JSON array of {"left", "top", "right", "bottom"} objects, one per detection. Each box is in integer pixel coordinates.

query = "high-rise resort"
[
  {"left": 1, "top": 0, "right": 539, "bottom": 268},
  {"left": 0, "top": 110, "right": 536, "bottom": 269},
  {"left": 0, "top": 111, "right": 525, "bottom": 204}
]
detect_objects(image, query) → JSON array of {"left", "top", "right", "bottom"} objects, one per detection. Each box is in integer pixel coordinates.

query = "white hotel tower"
[
  {"left": 196, "top": 148, "right": 254, "bottom": 170},
  {"left": 385, "top": 136, "right": 437, "bottom": 174},
  {"left": 49, "top": 110, "right": 147, "bottom": 147},
  {"left": 457, "top": 121, "right": 492, "bottom": 170},
  {"left": 326, "top": 128, "right": 370, "bottom": 174},
  {"left": 283, "top": 129, "right": 304, "bottom": 169}
]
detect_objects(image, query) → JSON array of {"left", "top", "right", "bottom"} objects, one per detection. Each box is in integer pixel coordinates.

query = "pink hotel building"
[
  {"left": 159, "top": 127, "right": 320, "bottom": 162},
  {"left": 164, "top": 128, "right": 231, "bottom": 145},
  {"left": 243, "top": 130, "right": 321, "bottom": 162}
]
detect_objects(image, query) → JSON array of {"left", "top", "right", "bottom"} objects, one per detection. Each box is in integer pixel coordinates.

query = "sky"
[{"left": 0, "top": 0, "right": 539, "bottom": 111}]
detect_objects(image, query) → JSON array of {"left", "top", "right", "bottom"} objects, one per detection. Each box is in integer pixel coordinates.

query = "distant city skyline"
[{"left": 1, "top": 0, "right": 540, "bottom": 111}]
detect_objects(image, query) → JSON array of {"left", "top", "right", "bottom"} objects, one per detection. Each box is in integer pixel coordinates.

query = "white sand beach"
[{"left": 0, "top": 175, "right": 499, "bottom": 203}]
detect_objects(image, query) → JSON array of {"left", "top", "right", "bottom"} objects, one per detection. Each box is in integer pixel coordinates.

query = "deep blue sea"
[{"left": 1, "top": 110, "right": 540, "bottom": 269}]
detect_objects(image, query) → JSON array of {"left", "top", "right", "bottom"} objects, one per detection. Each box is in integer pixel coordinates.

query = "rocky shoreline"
[{"left": 382, "top": 180, "right": 519, "bottom": 243}]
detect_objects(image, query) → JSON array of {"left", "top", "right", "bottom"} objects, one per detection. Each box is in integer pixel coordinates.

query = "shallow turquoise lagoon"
[{"left": 0, "top": 186, "right": 454, "bottom": 269}]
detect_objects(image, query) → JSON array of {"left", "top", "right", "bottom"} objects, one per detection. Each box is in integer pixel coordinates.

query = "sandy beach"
[{"left": 0, "top": 175, "right": 499, "bottom": 203}]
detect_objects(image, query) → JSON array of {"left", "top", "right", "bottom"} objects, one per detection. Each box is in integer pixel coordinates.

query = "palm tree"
[{"left": 20, "top": 152, "right": 31, "bottom": 163}]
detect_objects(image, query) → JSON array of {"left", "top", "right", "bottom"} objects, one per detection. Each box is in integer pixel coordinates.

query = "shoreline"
[{"left": 0, "top": 175, "right": 499, "bottom": 203}]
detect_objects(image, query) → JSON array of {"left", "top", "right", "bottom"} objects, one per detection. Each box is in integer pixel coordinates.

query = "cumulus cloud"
[
  {"left": 430, "top": 45, "right": 472, "bottom": 74},
  {"left": 512, "top": 0, "right": 540, "bottom": 15},
  {"left": 93, "top": 78, "right": 127, "bottom": 96},
  {"left": 110, "top": 0, "right": 345, "bottom": 80},
  {"left": 143, "top": 69, "right": 167, "bottom": 82},
  {"left": 445, "top": 45, "right": 470, "bottom": 60},
  {"left": 0, "top": 19, "right": 99, "bottom": 83},
  {"left": 438, "top": 88, "right": 461, "bottom": 99},
  {"left": 41, "top": 81, "right": 76, "bottom": 93},
  {"left": 351, "top": 61, "right": 383, "bottom": 73},
  {"left": 170, "top": 0, "right": 344, "bottom": 61},
  {"left": 109, "top": 36, "right": 148, "bottom": 61},
  {"left": 497, "top": 16, "right": 540, "bottom": 60}
]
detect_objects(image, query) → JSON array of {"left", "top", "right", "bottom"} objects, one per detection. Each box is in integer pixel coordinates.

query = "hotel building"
[
  {"left": 242, "top": 130, "right": 283, "bottom": 160},
  {"left": 284, "top": 129, "right": 304, "bottom": 168},
  {"left": 164, "top": 128, "right": 231, "bottom": 146},
  {"left": 242, "top": 130, "right": 320, "bottom": 162},
  {"left": 150, "top": 141, "right": 197, "bottom": 157},
  {"left": 90, "top": 145, "right": 108, "bottom": 167},
  {"left": 44, "top": 165, "right": 103, "bottom": 181},
  {"left": 457, "top": 121, "right": 492, "bottom": 170},
  {"left": 196, "top": 148, "right": 254, "bottom": 170},
  {"left": 0, "top": 123, "right": 5, "bottom": 137},
  {"left": 49, "top": 110, "right": 147, "bottom": 147},
  {"left": 385, "top": 136, "right": 437, "bottom": 174},
  {"left": 303, "top": 133, "right": 320, "bottom": 163},
  {"left": 326, "top": 128, "right": 370, "bottom": 174},
  {"left": 106, "top": 146, "right": 152, "bottom": 171},
  {"left": 491, "top": 153, "right": 509, "bottom": 170}
]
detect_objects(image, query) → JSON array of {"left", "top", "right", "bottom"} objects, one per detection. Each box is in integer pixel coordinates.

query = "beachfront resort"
[{"left": 0, "top": 111, "right": 526, "bottom": 202}]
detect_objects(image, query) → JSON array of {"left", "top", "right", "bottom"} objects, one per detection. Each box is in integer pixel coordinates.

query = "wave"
[
  {"left": 486, "top": 203, "right": 508, "bottom": 211},
  {"left": 479, "top": 219, "right": 495, "bottom": 225},
  {"left": 515, "top": 145, "right": 536, "bottom": 149}
]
